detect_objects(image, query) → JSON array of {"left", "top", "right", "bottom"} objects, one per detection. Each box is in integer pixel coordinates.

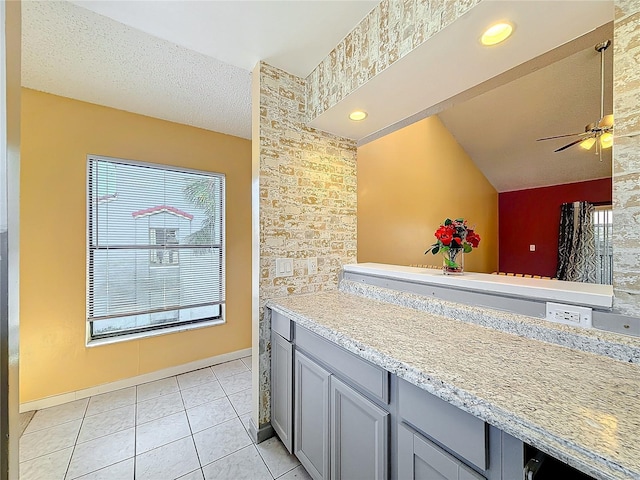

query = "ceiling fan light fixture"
[
  {"left": 580, "top": 137, "right": 596, "bottom": 150},
  {"left": 599, "top": 114, "right": 614, "bottom": 128},
  {"left": 600, "top": 132, "right": 613, "bottom": 149},
  {"left": 481, "top": 22, "right": 513, "bottom": 46}
]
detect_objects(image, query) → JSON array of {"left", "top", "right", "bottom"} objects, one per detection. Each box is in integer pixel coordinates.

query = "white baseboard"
[{"left": 20, "top": 347, "right": 252, "bottom": 413}]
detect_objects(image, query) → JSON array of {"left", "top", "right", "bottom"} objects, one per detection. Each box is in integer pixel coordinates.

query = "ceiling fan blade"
[
  {"left": 537, "top": 131, "right": 590, "bottom": 141},
  {"left": 554, "top": 137, "right": 589, "bottom": 152}
]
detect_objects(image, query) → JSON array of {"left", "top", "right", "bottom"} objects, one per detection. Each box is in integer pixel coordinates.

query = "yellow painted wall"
[
  {"left": 357, "top": 115, "right": 498, "bottom": 273},
  {"left": 20, "top": 89, "right": 252, "bottom": 403}
]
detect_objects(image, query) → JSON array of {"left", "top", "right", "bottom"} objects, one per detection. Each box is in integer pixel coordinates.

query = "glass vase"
[{"left": 443, "top": 248, "right": 464, "bottom": 275}]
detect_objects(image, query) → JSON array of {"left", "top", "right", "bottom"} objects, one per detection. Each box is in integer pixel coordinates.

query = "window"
[
  {"left": 593, "top": 205, "right": 612, "bottom": 285},
  {"left": 87, "top": 156, "right": 225, "bottom": 340}
]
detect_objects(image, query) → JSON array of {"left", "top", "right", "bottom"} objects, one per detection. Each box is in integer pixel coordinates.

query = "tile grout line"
[
  {"left": 274, "top": 464, "right": 301, "bottom": 479},
  {"left": 189, "top": 373, "right": 252, "bottom": 476},
  {"left": 190, "top": 365, "right": 250, "bottom": 480},
  {"left": 232, "top": 369, "right": 278, "bottom": 480},
  {"left": 178, "top": 373, "right": 207, "bottom": 477},
  {"left": 62, "top": 400, "right": 88, "bottom": 480},
  {"left": 133, "top": 384, "right": 138, "bottom": 479},
  {"left": 254, "top": 443, "right": 277, "bottom": 480}
]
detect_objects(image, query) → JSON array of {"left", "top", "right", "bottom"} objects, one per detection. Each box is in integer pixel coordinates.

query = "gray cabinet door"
[
  {"left": 398, "top": 423, "right": 486, "bottom": 480},
  {"left": 330, "top": 377, "right": 389, "bottom": 480},
  {"left": 294, "top": 351, "right": 330, "bottom": 480},
  {"left": 271, "top": 331, "right": 293, "bottom": 453}
]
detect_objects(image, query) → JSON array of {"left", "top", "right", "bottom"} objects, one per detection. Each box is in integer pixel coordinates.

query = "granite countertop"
[{"left": 266, "top": 290, "right": 640, "bottom": 480}]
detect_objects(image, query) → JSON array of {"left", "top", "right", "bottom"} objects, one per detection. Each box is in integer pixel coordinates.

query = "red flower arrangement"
[{"left": 426, "top": 218, "right": 481, "bottom": 273}]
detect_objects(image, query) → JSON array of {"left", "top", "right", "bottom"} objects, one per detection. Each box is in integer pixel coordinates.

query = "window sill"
[{"left": 86, "top": 317, "right": 225, "bottom": 348}]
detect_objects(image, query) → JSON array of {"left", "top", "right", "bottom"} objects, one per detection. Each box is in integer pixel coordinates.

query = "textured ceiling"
[
  {"left": 438, "top": 24, "right": 613, "bottom": 192},
  {"left": 23, "top": 1, "right": 252, "bottom": 138},
  {"left": 22, "top": 1, "right": 377, "bottom": 140}
]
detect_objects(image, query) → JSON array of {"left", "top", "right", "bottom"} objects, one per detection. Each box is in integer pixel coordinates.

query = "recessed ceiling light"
[
  {"left": 349, "top": 110, "right": 367, "bottom": 121},
  {"left": 481, "top": 22, "right": 513, "bottom": 46}
]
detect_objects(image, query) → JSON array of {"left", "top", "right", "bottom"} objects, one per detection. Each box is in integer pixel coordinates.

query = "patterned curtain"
[{"left": 556, "top": 201, "right": 597, "bottom": 283}]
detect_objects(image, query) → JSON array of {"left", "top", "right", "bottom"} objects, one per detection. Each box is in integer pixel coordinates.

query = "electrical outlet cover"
[
  {"left": 308, "top": 257, "right": 318, "bottom": 275},
  {"left": 545, "top": 302, "right": 592, "bottom": 328}
]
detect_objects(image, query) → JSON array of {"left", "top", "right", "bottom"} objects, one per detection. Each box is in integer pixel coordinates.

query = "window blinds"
[{"left": 87, "top": 156, "right": 225, "bottom": 337}]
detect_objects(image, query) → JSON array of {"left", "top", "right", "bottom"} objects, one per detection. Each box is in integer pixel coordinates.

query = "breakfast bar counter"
[{"left": 266, "top": 284, "right": 640, "bottom": 480}]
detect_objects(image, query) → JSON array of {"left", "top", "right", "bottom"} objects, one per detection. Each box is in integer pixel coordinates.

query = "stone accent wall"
[
  {"left": 256, "top": 62, "right": 357, "bottom": 426},
  {"left": 612, "top": 2, "right": 640, "bottom": 316},
  {"left": 306, "top": 0, "right": 481, "bottom": 120}
]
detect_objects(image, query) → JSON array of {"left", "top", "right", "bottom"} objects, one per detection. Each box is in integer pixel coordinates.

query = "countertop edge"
[{"left": 343, "top": 263, "right": 614, "bottom": 309}]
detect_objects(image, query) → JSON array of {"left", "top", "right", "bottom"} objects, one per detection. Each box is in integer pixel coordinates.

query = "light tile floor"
[{"left": 20, "top": 356, "right": 311, "bottom": 480}]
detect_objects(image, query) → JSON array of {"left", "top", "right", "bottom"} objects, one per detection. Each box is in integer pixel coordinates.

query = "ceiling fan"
[{"left": 537, "top": 40, "right": 613, "bottom": 159}]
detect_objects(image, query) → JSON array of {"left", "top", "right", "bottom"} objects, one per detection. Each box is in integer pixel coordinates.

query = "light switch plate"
[{"left": 276, "top": 258, "right": 293, "bottom": 277}]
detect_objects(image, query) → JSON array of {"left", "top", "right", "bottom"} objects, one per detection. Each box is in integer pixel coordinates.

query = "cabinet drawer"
[
  {"left": 295, "top": 325, "right": 389, "bottom": 403},
  {"left": 271, "top": 309, "right": 292, "bottom": 341},
  {"left": 399, "top": 423, "right": 485, "bottom": 480},
  {"left": 398, "top": 379, "right": 487, "bottom": 470}
]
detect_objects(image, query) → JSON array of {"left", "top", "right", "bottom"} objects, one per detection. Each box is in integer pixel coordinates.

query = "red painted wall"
[{"left": 498, "top": 178, "right": 612, "bottom": 277}]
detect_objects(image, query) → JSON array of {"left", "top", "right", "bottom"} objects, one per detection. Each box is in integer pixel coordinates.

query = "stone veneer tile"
[
  {"left": 612, "top": 136, "right": 640, "bottom": 174},
  {"left": 612, "top": 4, "right": 640, "bottom": 316},
  {"left": 613, "top": 10, "right": 640, "bottom": 136},
  {"left": 615, "top": 0, "right": 640, "bottom": 19},
  {"left": 306, "top": 0, "right": 481, "bottom": 120},
  {"left": 256, "top": 61, "right": 357, "bottom": 426}
]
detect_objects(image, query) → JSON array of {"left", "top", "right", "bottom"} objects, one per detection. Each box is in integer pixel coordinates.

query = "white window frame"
[
  {"left": 593, "top": 204, "right": 613, "bottom": 286},
  {"left": 86, "top": 155, "right": 226, "bottom": 344}
]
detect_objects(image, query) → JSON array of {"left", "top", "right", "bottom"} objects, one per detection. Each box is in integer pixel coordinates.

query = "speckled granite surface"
[
  {"left": 266, "top": 290, "right": 640, "bottom": 480},
  {"left": 341, "top": 280, "right": 640, "bottom": 364}
]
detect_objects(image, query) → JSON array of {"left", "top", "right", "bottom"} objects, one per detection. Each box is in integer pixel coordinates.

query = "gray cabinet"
[
  {"left": 398, "top": 423, "right": 485, "bottom": 480},
  {"left": 294, "top": 351, "right": 331, "bottom": 480},
  {"left": 398, "top": 378, "right": 487, "bottom": 471},
  {"left": 294, "top": 349, "right": 389, "bottom": 480},
  {"left": 330, "top": 376, "right": 389, "bottom": 480},
  {"left": 270, "top": 311, "right": 521, "bottom": 480},
  {"left": 271, "top": 330, "right": 293, "bottom": 453}
]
